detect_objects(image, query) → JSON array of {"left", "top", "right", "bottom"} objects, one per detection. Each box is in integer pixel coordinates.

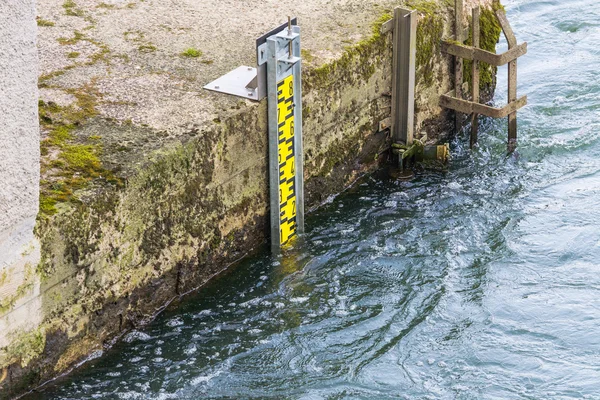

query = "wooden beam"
[
  {"left": 441, "top": 41, "right": 527, "bottom": 66},
  {"left": 496, "top": 9, "right": 518, "bottom": 151},
  {"left": 440, "top": 92, "right": 527, "bottom": 118}
]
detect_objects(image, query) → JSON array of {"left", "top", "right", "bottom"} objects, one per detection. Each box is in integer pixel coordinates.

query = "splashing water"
[{"left": 30, "top": 0, "right": 600, "bottom": 398}]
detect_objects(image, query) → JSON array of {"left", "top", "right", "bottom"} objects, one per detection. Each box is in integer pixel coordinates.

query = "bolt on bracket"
[{"left": 203, "top": 18, "right": 298, "bottom": 101}]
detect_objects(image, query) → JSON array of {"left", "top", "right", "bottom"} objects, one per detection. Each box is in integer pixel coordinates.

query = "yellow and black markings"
[{"left": 277, "top": 74, "right": 297, "bottom": 246}]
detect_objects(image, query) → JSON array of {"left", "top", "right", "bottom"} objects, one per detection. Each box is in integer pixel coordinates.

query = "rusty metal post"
[
  {"left": 391, "top": 7, "right": 417, "bottom": 146},
  {"left": 496, "top": 9, "right": 518, "bottom": 152},
  {"left": 454, "top": 0, "right": 465, "bottom": 134},
  {"left": 470, "top": 6, "right": 480, "bottom": 148}
]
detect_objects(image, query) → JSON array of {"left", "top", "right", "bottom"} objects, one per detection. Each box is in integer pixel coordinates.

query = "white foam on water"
[
  {"left": 290, "top": 297, "right": 309, "bottom": 303},
  {"left": 123, "top": 330, "right": 152, "bottom": 343},
  {"left": 166, "top": 317, "right": 184, "bottom": 327}
]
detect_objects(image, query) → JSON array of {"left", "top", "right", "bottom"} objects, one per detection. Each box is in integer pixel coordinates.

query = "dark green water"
[{"left": 30, "top": 0, "right": 600, "bottom": 398}]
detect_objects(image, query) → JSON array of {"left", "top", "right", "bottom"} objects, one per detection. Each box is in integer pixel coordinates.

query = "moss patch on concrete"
[
  {"left": 2, "top": 329, "right": 46, "bottom": 368},
  {"left": 409, "top": 0, "right": 445, "bottom": 88},
  {"left": 304, "top": 12, "right": 391, "bottom": 90},
  {"left": 36, "top": 18, "right": 55, "bottom": 27},
  {"left": 38, "top": 84, "right": 122, "bottom": 217},
  {"left": 463, "top": 0, "right": 504, "bottom": 91},
  {"left": 0, "top": 265, "right": 36, "bottom": 315}
]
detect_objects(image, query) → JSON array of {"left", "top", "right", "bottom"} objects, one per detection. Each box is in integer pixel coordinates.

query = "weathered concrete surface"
[
  {"left": 0, "top": 0, "right": 43, "bottom": 375},
  {"left": 0, "top": 0, "right": 501, "bottom": 397}
]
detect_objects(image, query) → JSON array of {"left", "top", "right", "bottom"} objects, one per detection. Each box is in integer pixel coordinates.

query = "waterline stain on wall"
[{"left": 0, "top": 0, "right": 502, "bottom": 397}]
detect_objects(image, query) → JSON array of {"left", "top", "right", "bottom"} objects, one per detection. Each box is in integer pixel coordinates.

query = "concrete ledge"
[{"left": 0, "top": 0, "right": 503, "bottom": 397}]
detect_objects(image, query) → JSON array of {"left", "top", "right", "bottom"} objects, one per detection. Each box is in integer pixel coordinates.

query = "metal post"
[
  {"left": 454, "top": 0, "right": 465, "bottom": 134},
  {"left": 266, "top": 23, "right": 303, "bottom": 253},
  {"left": 470, "top": 6, "right": 480, "bottom": 148},
  {"left": 266, "top": 38, "right": 280, "bottom": 251},
  {"left": 391, "top": 7, "right": 417, "bottom": 146},
  {"left": 292, "top": 25, "right": 304, "bottom": 239}
]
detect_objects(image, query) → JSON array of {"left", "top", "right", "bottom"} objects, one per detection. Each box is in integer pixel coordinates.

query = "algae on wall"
[
  {"left": 0, "top": 0, "right": 504, "bottom": 397},
  {"left": 463, "top": 0, "right": 505, "bottom": 98}
]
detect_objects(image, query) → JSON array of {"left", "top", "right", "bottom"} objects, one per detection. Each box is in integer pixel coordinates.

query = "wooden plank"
[
  {"left": 440, "top": 92, "right": 527, "bottom": 118},
  {"left": 508, "top": 59, "right": 518, "bottom": 150},
  {"left": 470, "top": 6, "right": 480, "bottom": 149},
  {"left": 441, "top": 41, "right": 527, "bottom": 66},
  {"left": 496, "top": 9, "right": 517, "bottom": 47},
  {"left": 497, "top": 9, "right": 518, "bottom": 151}
]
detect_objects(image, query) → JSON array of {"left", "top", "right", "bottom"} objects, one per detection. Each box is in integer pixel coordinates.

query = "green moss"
[
  {"left": 305, "top": 12, "right": 391, "bottom": 90},
  {"left": 410, "top": 1, "right": 444, "bottom": 88},
  {"left": 300, "top": 49, "right": 315, "bottom": 63},
  {"left": 67, "top": 51, "right": 80, "bottom": 59},
  {"left": 63, "top": 0, "right": 85, "bottom": 17},
  {"left": 86, "top": 43, "right": 111, "bottom": 66},
  {"left": 37, "top": 18, "right": 55, "bottom": 27},
  {"left": 96, "top": 2, "right": 115, "bottom": 8},
  {"left": 38, "top": 85, "right": 121, "bottom": 218},
  {"left": 39, "top": 70, "right": 66, "bottom": 87},
  {"left": 463, "top": 0, "right": 504, "bottom": 92},
  {"left": 3, "top": 329, "right": 46, "bottom": 368},
  {"left": 57, "top": 31, "right": 84, "bottom": 45},
  {"left": 0, "top": 265, "right": 36, "bottom": 315},
  {"left": 61, "top": 144, "right": 102, "bottom": 172},
  {"left": 315, "top": 123, "right": 369, "bottom": 177},
  {"left": 40, "top": 195, "right": 58, "bottom": 216},
  {"left": 181, "top": 48, "right": 202, "bottom": 58},
  {"left": 405, "top": 0, "right": 439, "bottom": 15},
  {"left": 138, "top": 44, "right": 157, "bottom": 53}
]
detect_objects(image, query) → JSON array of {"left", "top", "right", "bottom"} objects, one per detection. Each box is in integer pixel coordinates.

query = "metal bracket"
[
  {"left": 378, "top": 117, "right": 392, "bottom": 132},
  {"left": 204, "top": 18, "right": 297, "bottom": 101}
]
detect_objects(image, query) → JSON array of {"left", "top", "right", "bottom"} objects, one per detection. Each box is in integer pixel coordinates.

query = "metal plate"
[{"left": 203, "top": 66, "right": 258, "bottom": 100}]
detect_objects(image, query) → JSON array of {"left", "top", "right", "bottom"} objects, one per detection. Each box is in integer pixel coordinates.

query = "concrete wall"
[
  {"left": 0, "top": 0, "right": 501, "bottom": 397},
  {"left": 0, "top": 0, "right": 42, "bottom": 364}
]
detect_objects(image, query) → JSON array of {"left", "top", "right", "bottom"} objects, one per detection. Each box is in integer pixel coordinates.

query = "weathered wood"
[
  {"left": 470, "top": 6, "right": 480, "bottom": 148},
  {"left": 441, "top": 41, "right": 527, "bottom": 66},
  {"left": 440, "top": 6, "right": 525, "bottom": 152},
  {"left": 496, "top": 9, "right": 518, "bottom": 151},
  {"left": 495, "top": 9, "right": 517, "bottom": 47},
  {"left": 440, "top": 91, "right": 527, "bottom": 118}
]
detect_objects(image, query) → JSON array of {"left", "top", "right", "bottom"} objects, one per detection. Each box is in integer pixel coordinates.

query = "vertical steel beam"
[
  {"left": 266, "top": 37, "right": 280, "bottom": 252},
  {"left": 496, "top": 10, "right": 518, "bottom": 152},
  {"left": 266, "top": 25, "right": 303, "bottom": 253},
  {"left": 470, "top": 6, "right": 480, "bottom": 148},
  {"left": 291, "top": 28, "right": 304, "bottom": 238},
  {"left": 454, "top": 0, "right": 464, "bottom": 134},
  {"left": 391, "top": 7, "right": 417, "bottom": 146}
]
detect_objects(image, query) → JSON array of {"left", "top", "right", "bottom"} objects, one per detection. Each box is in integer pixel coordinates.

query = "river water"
[{"left": 30, "top": 0, "right": 600, "bottom": 398}]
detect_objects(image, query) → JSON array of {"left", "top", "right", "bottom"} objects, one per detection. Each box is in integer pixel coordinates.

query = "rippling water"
[{"left": 30, "top": 0, "right": 600, "bottom": 398}]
